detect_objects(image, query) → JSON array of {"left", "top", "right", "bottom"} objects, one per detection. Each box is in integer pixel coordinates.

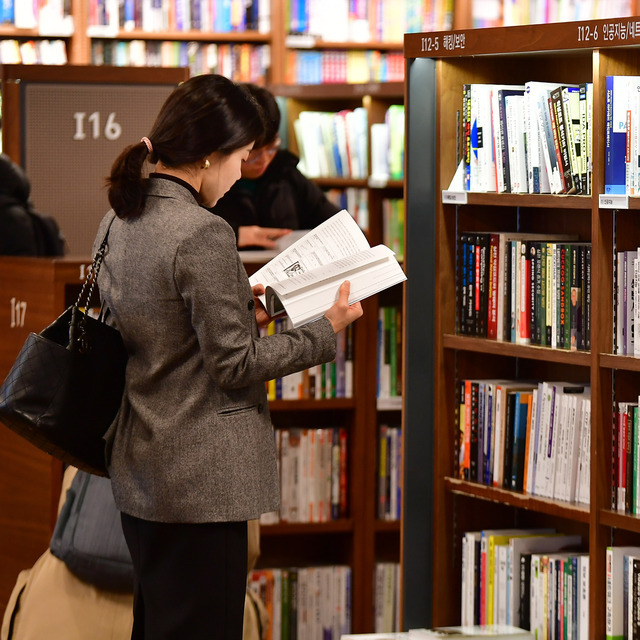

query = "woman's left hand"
[{"left": 251, "top": 283, "right": 271, "bottom": 328}]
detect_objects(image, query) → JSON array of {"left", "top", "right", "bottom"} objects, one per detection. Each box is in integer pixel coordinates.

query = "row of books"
[
  {"left": 612, "top": 399, "right": 640, "bottom": 516},
  {"left": 283, "top": 49, "right": 405, "bottom": 85},
  {"left": 458, "top": 232, "right": 592, "bottom": 352},
  {"left": 87, "top": 0, "right": 269, "bottom": 34},
  {"left": 248, "top": 565, "right": 351, "bottom": 640},
  {"left": 377, "top": 425, "right": 402, "bottom": 522},
  {"left": 260, "top": 426, "right": 348, "bottom": 525},
  {"left": 371, "top": 105, "right": 405, "bottom": 183},
  {"left": 472, "top": 0, "right": 634, "bottom": 27},
  {"left": 294, "top": 108, "right": 369, "bottom": 180},
  {"left": 326, "top": 188, "right": 369, "bottom": 233},
  {"left": 374, "top": 562, "right": 401, "bottom": 633},
  {"left": 261, "top": 322, "right": 353, "bottom": 401},
  {"left": 458, "top": 379, "right": 591, "bottom": 505},
  {"left": 461, "top": 81, "right": 593, "bottom": 195},
  {"left": 90, "top": 40, "right": 269, "bottom": 83},
  {"left": 383, "top": 198, "right": 404, "bottom": 262},
  {"left": 461, "top": 528, "right": 587, "bottom": 638},
  {"left": 377, "top": 306, "right": 403, "bottom": 401},
  {"left": 0, "top": 0, "right": 73, "bottom": 33},
  {"left": 605, "top": 75, "right": 640, "bottom": 196},
  {"left": 286, "top": 0, "right": 452, "bottom": 43},
  {"left": 0, "top": 39, "right": 67, "bottom": 65},
  {"left": 606, "top": 545, "right": 640, "bottom": 640},
  {"left": 615, "top": 249, "right": 640, "bottom": 357}
]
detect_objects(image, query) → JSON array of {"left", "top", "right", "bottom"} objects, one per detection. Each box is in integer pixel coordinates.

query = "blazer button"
[
  {"left": 257, "top": 403, "right": 264, "bottom": 414},
  {"left": 248, "top": 299, "right": 255, "bottom": 310}
]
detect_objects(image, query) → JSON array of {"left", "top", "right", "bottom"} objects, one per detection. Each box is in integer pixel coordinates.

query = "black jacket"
[
  {"left": 213, "top": 150, "right": 340, "bottom": 243},
  {"left": 0, "top": 154, "right": 39, "bottom": 256}
]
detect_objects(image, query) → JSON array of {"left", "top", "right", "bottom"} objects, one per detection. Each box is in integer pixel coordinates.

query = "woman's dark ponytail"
[{"left": 107, "top": 142, "right": 150, "bottom": 219}]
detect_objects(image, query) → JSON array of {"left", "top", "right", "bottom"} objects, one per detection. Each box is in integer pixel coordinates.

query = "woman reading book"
[{"left": 92, "top": 73, "right": 363, "bottom": 639}]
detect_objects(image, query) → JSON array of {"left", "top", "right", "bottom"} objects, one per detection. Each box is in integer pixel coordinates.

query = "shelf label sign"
[
  {"left": 599, "top": 193, "right": 629, "bottom": 209},
  {"left": 421, "top": 33, "right": 466, "bottom": 53},
  {"left": 442, "top": 190, "right": 468, "bottom": 204},
  {"left": 9, "top": 298, "right": 27, "bottom": 328},
  {"left": 578, "top": 20, "right": 640, "bottom": 43}
]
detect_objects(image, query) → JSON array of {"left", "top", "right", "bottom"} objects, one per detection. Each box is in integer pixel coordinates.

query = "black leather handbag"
[{"left": 0, "top": 216, "right": 127, "bottom": 476}]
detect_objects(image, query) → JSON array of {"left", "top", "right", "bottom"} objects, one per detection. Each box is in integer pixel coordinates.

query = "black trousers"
[{"left": 121, "top": 513, "right": 248, "bottom": 640}]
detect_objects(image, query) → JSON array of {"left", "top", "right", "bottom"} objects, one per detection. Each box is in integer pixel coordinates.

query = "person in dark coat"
[
  {"left": 0, "top": 153, "right": 65, "bottom": 256},
  {"left": 212, "top": 84, "right": 340, "bottom": 250},
  {"left": 0, "top": 153, "right": 39, "bottom": 256}
]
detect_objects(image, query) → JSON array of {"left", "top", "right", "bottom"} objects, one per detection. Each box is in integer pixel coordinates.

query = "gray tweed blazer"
[{"left": 93, "top": 178, "right": 336, "bottom": 523}]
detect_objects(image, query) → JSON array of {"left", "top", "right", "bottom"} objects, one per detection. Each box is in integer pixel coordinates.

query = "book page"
[
  {"left": 267, "top": 245, "right": 392, "bottom": 301},
  {"left": 266, "top": 247, "right": 406, "bottom": 327},
  {"left": 249, "top": 210, "right": 370, "bottom": 290}
]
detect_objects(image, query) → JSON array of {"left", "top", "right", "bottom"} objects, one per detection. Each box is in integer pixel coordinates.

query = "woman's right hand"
[{"left": 324, "top": 281, "right": 363, "bottom": 333}]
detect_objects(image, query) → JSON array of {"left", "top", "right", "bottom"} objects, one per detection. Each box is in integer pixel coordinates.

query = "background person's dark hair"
[
  {"left": 107, "top": 74, "right": 265, "bottom": 219},
  {"left": 241, "top": 83, "right": 281, "bottom": 148}
]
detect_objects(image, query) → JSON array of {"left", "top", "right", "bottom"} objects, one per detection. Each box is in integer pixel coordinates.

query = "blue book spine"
[{"left": 605, "top": 75, "right": 628, "bottom": 195}]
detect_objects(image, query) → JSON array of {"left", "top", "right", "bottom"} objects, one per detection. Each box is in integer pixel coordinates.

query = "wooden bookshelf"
[
  {"left": 402, "top": 16, "right": 640, "bottom": 638},
  {"left": 0, "top": 257, "right": 93, "bottom": 619}
]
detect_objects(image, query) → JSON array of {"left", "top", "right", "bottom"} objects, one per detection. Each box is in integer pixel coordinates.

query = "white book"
[
  {"left": 617, "top": 251, "right": 625, "bottom": 354},
  {"left": 635, "top": 255, "right": 640, "bottom": 357},
  {"left": 497, "top": 544, "right": 509, "bottom": 624},
  {"left": 371, "top": 122, "right": 390, "bottom": 182},
  {"left": 567, "top": 392, "right": 589, "bottom": 503},
  {"left": 606, "top": 546, "right": 640, "bottom": 640},
  {"left": 505, "top": 94, "right": 528, "bottom": 193},
  {"left": 525, "top": 81, "right": 552, "bottom": 194},
  {"left": 249, "top": 210, "right": 406, "bottom": 328},
  {"left": 533, "top": 381, "right": 553, "bottom": 498},
  {"left": 462, "top": 531, "right": 483, "bottom": 625},
  {"left": 577, "top": 398, "right": 591, "bottom": 505},
  {"left": 530, "top": 81, "right": 565, "bottom": 194},
  {"left": 578, "top": 555, "right": 589, "bottom": 640},
  {"left": 272, "top": 569, "right": 282, "bottom": 640}
]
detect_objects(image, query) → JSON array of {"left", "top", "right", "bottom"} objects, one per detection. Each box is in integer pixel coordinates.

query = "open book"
[{"left": 248, "top": 210, "right": 406, "bottom": 328}]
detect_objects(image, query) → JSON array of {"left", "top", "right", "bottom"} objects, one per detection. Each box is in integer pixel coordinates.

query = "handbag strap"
[
  {"left": 74, "top": 213, "right": 117, "bottom": 312},
  {"left": 69, "top": 214, "right": 117, "bottom": 353}
]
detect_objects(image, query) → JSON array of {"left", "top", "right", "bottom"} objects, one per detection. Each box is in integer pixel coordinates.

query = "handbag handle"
[{"left": 69, "top": 214, "right": 117, "bottom": 353}]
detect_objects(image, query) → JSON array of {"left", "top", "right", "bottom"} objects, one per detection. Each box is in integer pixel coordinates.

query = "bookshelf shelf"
[
  {"left": 600, "top": 354, "right": 640, "bottom": 372},
  {"left": 447, "top": 192, "right": 593, "bottom": 210},
  {"left": 600, "top": 509, "right": 640, "bottom": 534},
  {"left": 312, "top": 178, "right": 369, "bottom": 189},
  {"left": 442, "top": 334, "right": 592, "bottom": 366},
  {"left": 271, "top": 82, "right": 404, "bottom": 100},
  {"left": 260, "top": 520, "right": 355, "bottom": 536},
  {"left": 285, "top": 38, "right": 402, "bottom": 51},
  {"left": 444, "top": 478, "right": 591, "bottom": 523},
  {"left": 0, "top": 26, "right": 71, "bottom": 38},
  {"left": 268, "top": 398, "right": 356, "bottom": 412},
  {"left": 375, "top": 520, "right": 401, "bottom": 533},
  {"left": 87, "top": 29, "right": 271, "bottom": 43}
]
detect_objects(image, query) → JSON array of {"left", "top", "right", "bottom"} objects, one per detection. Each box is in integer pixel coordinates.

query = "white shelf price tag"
[
  {"left": 599, "top": 193, "right": 629, "bottom": 209},
  {"left": 442, "top": 190, "right": 468, "bottom": 204}
]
